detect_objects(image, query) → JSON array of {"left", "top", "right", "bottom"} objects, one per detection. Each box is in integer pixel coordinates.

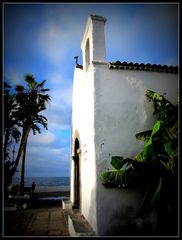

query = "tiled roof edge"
[{"left": 109, "top": 61, "right": 178, "bottom": 74}]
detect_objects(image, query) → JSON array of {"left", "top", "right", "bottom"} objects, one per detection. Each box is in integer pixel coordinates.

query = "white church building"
[{"left": 68, "top": 15, "right": 178, "bottom": 236}]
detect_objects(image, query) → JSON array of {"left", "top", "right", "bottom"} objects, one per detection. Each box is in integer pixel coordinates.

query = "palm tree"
[
  {"left": 3, "top": 82, "right": 21, "bottom": 190},
  {"left": 11, "top": 74, "right": 51, "bottom": 195}
]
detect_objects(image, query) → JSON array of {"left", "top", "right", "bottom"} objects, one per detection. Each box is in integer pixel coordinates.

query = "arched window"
[{"left": 85, "top": 38, "right": 90, "bottom": 71}]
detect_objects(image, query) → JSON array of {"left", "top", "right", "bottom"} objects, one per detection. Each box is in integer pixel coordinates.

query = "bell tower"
[{"left": 81, "top": 15, "right": 107, "bottom": 71}]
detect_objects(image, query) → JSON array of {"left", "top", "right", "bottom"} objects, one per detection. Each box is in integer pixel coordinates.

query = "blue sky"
[{"left": 3, "top": 3, "right": 179, "bottom": 177}]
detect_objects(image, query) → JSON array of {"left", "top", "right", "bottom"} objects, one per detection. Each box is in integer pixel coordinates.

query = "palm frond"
[
  {"left": 41, "top": 94, "right": 51, "bottom": 102},
  {"left": 40, "top": 88, "right": 50, "bottom": 92},
  {"left": 15, "top": 85, "right": 25, "bottom": 93},
  {"left": 25, "top": 74, "right": 37, "bottom": 89},
  {"left": 36, "top": 114, "right": 48, "bottom": 122},
  {"left": 4, "top": 81, "right": 12, "bottom": 89},
  {"left": 37, "top": 80, "right": 46, "bottom": 88},
  {"left": 11, "top": 127, "right": 21, "bottom": 143},
  {"left": 34, "top": 117, "right": 48, "bottom": 130},
  {"left": 31, "top": 124, "right": 41, "bottom": 135}
]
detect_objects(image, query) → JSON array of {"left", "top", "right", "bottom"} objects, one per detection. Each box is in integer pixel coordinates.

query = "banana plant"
[{"left": 100, "top": 89, "right": 178, "bottom": 229}]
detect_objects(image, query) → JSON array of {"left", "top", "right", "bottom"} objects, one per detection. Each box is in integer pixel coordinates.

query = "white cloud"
[
  {"left": 45, "top": 108, "right": 72, "bottom": 131},
  {"left": 42, "top": 82, "right": 72, "bottom": 130},
  {"left": 5, "top": 68, "right": 23, "bottom": 86},
  {"left": 36, "top": 15, "right": 83, "bottom": 66},
  {"left": 24, "top": 142, "right": 70, "bottom": 177},
  {"left": 37, "top": 21, "right": 64, "bottom": 63},
  {"left": 48, "top": 72, "right": 65, "bottom": 85},
  {"left": 50, "top": 87, "right": 73, "bottom": 107},
  {"left": 35, "top": 5, "right": 88, "bottom": 71},
  {"left": 29, "top": 130, "right": 56, "bottom": 146},
  {"left": 50, "top": 147, "right": 65, "bottom": 154},
  {"left": 26, "top": 145, "right": 69, "bottom": 161}
]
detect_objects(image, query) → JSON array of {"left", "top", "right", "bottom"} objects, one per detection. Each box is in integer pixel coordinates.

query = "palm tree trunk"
[
  {"left": 3, "top": 128, "right": 11, "bottom": 160},
  {"left": 4, "top": 128, "right": 13, "bottom": 190},
  {"left": 19, "top": 138, "right": 27, "bottom": 196},
  {"left": 10, "top": 126, "right": 30, "bottom": 179}
]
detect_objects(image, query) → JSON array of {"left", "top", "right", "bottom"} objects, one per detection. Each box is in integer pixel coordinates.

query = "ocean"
[{"left": 12, "top": 176, "right": 70, "bottom": 187}]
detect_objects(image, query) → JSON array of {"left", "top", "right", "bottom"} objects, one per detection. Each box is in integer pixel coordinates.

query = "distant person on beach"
[{"left": 31, "top": 181, "right": 36, "bottom": 193}]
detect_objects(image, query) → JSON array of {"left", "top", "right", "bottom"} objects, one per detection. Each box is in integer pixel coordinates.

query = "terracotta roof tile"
[{"left": 109, "top": 61, "right": 178, "bottom": 74}]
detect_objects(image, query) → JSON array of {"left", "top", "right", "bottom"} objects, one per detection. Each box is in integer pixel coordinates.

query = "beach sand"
[
  {"left": 33, "top": 186, "right": 70, "bottom": 199},
  {"left": 35, "top": 185, "right": 70, "bottom": 193}
]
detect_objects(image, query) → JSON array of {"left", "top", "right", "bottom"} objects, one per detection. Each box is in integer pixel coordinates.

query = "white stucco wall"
[
  {"left": 71, "top": 62, "right": 178, "bottom": 235},
  {"left": 94, "top": 65, "right": 178, "bottom": 162},
  {"left": 71, "top": 64, "right": 98, "bottom": 232},
  {"left": 94, "top": 63, "right": 178, "bottom": 235}
]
